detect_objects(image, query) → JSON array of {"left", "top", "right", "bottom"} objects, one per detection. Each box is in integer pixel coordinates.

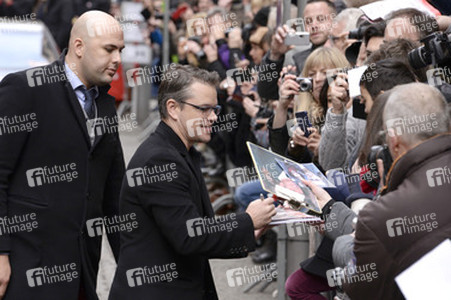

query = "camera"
[
  {"left": 348, "top": 24, "right": 371, "bottom": 40},
  {"left": 366, "top": 145, "right": 393, "bottom": 188},
  {"left": 408, "top": 31, "right": 451, "bottom": 69},
  {"left": 296, "top": 77, "right": 313, "bottom": 92}
]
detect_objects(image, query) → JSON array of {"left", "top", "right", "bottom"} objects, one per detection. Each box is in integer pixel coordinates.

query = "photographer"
[
  {"left": 346, "top": 83, "right": 451, "bottom": 299},
  {"left": 319, "top": 58, "right": 417, "bottom": 171}
]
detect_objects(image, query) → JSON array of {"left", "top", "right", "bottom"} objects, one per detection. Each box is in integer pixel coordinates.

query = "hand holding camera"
[
  {"left": 328, "top": 73, "right": 349, "bottom": 114},
  {"left": 270, "top": 25, "right": 294, "bottom": 61},
  {"left": 279, "top": 73, "right": 299, "bottom": 108}
]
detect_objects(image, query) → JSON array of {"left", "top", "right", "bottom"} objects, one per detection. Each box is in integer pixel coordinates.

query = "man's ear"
[
  {"left": 387, "top": 131, "right": 401, "bottom": 159},
  {"left": 73, "top": 38, "right": 84, "bottom": 58},
  {"left": 166, "top": 99, "right": 181, "bottom": 121}
]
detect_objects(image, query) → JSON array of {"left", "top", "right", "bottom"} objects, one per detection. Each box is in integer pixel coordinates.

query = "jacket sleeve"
[
  {"left": 343, "top": 207, "right": 395, "bottom": 299},
  {"left": 0, "top": 73, "right": 34, "bottom": 253},
  {"left": 324, "top": 202, "right": 356, "bottom": 241},
  {"left": 318, "top": 108, "right": 348, "bottom": 171},
  {"left": 136, "top": 153, "right": 256, "bottom": 259},
  {"left": 257, "top": 51, "right": 284, "bottom": 101},
  {"left": 103, "top": 132, "right": 125, "bottom": 261}
]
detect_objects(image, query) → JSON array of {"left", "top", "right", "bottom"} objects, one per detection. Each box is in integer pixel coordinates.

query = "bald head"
[
  {"left": 384, "top": 83, "right": 449, "bottom": 147},
  {"left": 65, "top": 10, "right": 124, "bottom": 89},
  {"left": 69, "top": 10, "right": 122, "bottom": 47}
]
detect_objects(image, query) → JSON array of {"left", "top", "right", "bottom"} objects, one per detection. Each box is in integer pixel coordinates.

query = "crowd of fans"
[{"left": 2, "top": 0, "right": 450, "bottom": 299}]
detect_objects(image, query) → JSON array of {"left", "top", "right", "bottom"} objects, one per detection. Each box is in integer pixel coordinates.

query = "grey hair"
[
  {"left": 333, "top": 8, "right": 364, "bottom": 33},
  {"left": 383, "top": 82, "right": 450, "bottom": 146},
  {"left": 158, "top": 65, "right": 219, "bottom": 119}
]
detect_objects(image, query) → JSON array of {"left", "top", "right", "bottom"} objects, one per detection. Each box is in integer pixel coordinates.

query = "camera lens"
[{"left": 408, "top": 47, "right": 431, "bottom": 69}]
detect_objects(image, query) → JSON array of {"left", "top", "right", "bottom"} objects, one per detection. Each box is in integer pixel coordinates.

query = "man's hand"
[
  {"left": 306, "top": 127, "right": 321, "bottom": 157},
  {"left": 0, "top": 255, "right": 10, "bottom": 299},
  {"left": 228, "top": 27, "right": 243, "bottom": 49},
  {"left": 270, "top": 25, "right": 294, "bottom": 61},
  {"left": 246, "top": 198, "right": 276, "bottom": 230},
  {"left": 301, "top": 180, "right": 332, "bottom": 209}
]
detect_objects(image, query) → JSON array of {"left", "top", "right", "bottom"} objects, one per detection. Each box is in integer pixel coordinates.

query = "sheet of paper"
[
  {"left": 348, "top": 66, "right": 368, "bottom": 98},
  {"left": 395, "top": 239, "right": 451, "bottom": 300},
  {"left": 360, "top": 0, "right": 437, "bottom": 21}
]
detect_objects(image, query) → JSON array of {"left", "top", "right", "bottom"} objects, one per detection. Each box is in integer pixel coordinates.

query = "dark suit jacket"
[
  {"left": 0, "top": 52, "right": 125, "bottom": 299},
  {"left": 109, "top": 122, "right": 256, "bottom": 300}
]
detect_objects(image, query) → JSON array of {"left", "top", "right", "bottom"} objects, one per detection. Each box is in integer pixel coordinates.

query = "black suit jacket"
[
  {"left": 0, "top": 52, "right": 125, "bottom": 299},
  {"left": 109, "top": 122, "right": 256, "bottom": 300}
]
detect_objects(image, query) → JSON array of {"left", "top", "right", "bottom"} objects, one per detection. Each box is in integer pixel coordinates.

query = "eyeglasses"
[{"left": 180, "top": 101, "right": 222, "bottom": 116}]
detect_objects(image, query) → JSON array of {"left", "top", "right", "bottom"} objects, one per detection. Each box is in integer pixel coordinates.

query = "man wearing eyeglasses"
[{"left": 109, "top": 64, "right": 276, "bottom": 300}]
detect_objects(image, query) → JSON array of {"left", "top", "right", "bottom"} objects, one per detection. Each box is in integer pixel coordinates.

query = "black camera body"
[
  {"left": 366, "top": 145, "right": 393, "bottom": 188},
  {"left": 408, "top": 31, "right": 451, "bottom": 69},
  {"left": 348, "top": 25, "right": 370, "bottom": 40},
  {"left": 296, "top": 77, "right": 313, "bottom": 92}
]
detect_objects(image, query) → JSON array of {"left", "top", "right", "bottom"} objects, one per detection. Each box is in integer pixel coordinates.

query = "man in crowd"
[
  {"left": 257, "top": 0, "right": 337, "bottom": 99},
  {"left": 0, "top": 11, "right": 125, "bottom": 299},
  {"left": 346, "top": 83, "right": 451, "bottom": 298},
  {"left": 109, "top": 65, "right": 276, "bottom": 300}
]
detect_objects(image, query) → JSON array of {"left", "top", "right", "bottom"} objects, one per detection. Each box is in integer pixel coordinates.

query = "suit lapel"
[{"left": 63, "top": 80, "right": 92, "bottom": 148}]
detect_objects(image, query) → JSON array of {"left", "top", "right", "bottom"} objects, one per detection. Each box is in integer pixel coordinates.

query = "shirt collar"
[{"left": 64, "top": 63, "right": 99, "bottom": 99}]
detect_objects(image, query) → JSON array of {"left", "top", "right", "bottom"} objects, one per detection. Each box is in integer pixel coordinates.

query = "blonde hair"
[{"left": 294, "top": 47, "right": 349, "bottom": 127}]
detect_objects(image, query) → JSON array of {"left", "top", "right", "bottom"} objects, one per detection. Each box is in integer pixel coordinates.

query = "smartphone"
[
  {"left": 352, "top": 97, "right": 367, "bottom": 120},
  {"left": 295, "top": 111, "right": 312, "bottom": 137}
]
